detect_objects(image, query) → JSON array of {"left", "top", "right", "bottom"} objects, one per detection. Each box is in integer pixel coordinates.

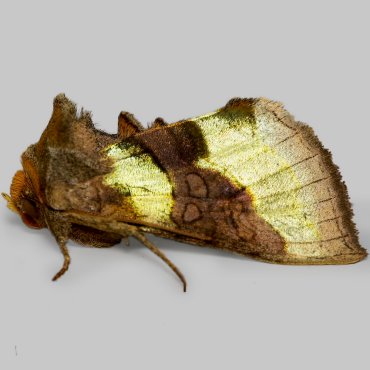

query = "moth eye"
[
  {"left": 22, "top": 198, "right": 38, "bottom": 218},
  {"left": 20, "top": 198, "right": 43, "bottom": 229}
]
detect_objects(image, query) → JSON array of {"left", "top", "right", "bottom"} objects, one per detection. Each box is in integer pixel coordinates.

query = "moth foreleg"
[
  {"left": 44, "top": 210, "right": 73, "bottom": 281},
  {"left": 52, "top": 237, "right": 71, "bottom": 281}
]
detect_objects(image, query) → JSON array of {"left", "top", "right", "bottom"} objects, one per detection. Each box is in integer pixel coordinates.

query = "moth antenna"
[
  {"left": 2, "top": 192, "right": 11, "bottom": 203},
  {"left": 133, "top": 231, "right": 187, "bottom": 292},
  {"left": 1, "top": 192, "right": 18, "bottom": 213},
  {"left": 52, "top": 238, "right": 71, "bottom": 281}
]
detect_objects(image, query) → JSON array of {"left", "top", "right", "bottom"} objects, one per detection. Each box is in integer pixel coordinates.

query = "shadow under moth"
[{"left": 2, "top": 94, "right": 367, "bottom": 291}]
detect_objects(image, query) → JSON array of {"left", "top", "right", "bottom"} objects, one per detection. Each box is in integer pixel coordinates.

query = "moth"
[{"left": 2, "top": 94, "right": 367, "bottom": 291}]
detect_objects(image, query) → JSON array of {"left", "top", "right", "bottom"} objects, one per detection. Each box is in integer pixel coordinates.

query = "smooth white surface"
[{"left": 0, "top": 1, "right": 369, "bottom": 369}]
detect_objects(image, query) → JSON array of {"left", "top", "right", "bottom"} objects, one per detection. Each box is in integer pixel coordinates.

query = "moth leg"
[
  {"left": 52, "top": 237, "right": 71, "bottom": 281},
  {"left": 65, "top": 213, "right": 187, "bottom": 291},
  {"left": 132, "top": 231, "right": 187, "bottom": 292},
  {"left": 44, "top": 210, "right": 72, "bottom": 281}
]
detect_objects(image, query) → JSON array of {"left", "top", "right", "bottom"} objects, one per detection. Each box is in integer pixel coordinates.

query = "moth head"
[{"left": 2, "top": 169, "right": 45, "bottom": 229}]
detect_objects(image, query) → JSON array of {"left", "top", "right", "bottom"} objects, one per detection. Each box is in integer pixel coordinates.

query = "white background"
[{"left": 0, "top": 1, "right": 369, "bottom": 369}]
